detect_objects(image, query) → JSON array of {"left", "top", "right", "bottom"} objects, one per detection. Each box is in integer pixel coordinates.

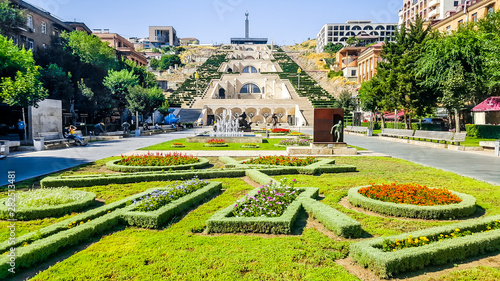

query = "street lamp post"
[{"left": 297, "top": 67, "right": 301, "bottom": 89}]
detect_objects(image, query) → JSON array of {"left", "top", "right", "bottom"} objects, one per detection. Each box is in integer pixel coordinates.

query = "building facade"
[
  {"left": 7, "top": 0, "right": 90, "bottom": 53},
  {"left": 398, "top": 0, "right": 459, "bottom": 27},
  {"left": 334, "top": 46, "right": 367, "bottom": 82},
  {"left": 432, "top": 0, "right": 499, "bottom": 32},
  {"left": 357, "top": 42, "right": 384, "bottom": 83},
  {"left": 316, "top": 21, "right": 396, "bottom": 53},
  {"left": 149, "top": 26, "right": 179, "bottom": 47},
  {"left": 93, "top": 30, "right": 148, "bottom": 66}
]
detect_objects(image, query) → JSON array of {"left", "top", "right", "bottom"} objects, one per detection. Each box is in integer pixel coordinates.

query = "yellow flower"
[
  {"left": 393, "top": 249, "right": 396, "bottom": 252},
  {"left": 409, "top": 235, "right": 413, "bottom": 238},
  {"left": 80, "top": 222, "right": 84, "bottom": 224},
  {"left": 23, "top": 242, "right": 28, "bottom": 247},
  {"left": 73, "top": 221, "right": 76, "bottom": 224},
  {"left": 87, "top": 219, "right": 91, "bottom": 222},
  {"left": 455, "top": 228, "right": 460, "bottom": 232}
]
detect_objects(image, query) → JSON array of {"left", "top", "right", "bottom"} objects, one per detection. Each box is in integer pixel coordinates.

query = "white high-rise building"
[
  {"left": 315, "top": 21, "right": 397, "bottom": 53},
  {"left": 398, "top": 0, "right": 460, "bottom": 27}
]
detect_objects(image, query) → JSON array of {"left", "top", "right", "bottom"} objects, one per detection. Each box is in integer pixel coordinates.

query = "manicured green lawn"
[
  {"left": 140, "top": 138, "right": 287, "bottom": 150},
  {"left": 4, "top": 156, "right": 499, "bottom": 280},
  {"left": 462, "top": 137, "right": 497, "bottom": 147}
]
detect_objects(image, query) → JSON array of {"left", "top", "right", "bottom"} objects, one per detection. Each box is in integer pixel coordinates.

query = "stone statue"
[
  {"left": 330, "top": 120, "right": 343, "bottom": 142},
  {"left": 238, "top": 112, "right": 252, "bottom": 131},
  {"left": 70, "top": 99, "right": 77, "bottom": 126},
  {"left": 271, "top": 113, "right": 278, "bottom": 128}
]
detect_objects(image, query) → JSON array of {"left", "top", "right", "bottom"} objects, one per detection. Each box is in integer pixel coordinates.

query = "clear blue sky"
[{"left": 28, "top": 0, "right": 400, "bottom": 45}]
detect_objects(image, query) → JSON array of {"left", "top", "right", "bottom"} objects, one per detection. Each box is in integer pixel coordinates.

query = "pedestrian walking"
[{"left": 17, "top": 119, "right": 25, "bottom": 141}]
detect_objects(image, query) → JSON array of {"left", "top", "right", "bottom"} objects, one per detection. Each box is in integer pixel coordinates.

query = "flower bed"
[
  {"left": 171, "top": 142, "right": 185, "bottom": 148},
  {"left": 133, "top": 178, "right": 208, "bottom": 212},
  {"left": 106, "top": 155, "right": 209, "bottom": 172},
  {"left": 348, "top": 186, "right": 476, "bottom": 219},
  {"left": 0, "top": 188, "right": 96, "bottom": 220},
  {"left": 242, "top": 156, "right": 317, "bottom": 166},
  {"left": 123, "top": 181, "right": 222, "bottom": 228},
  {"left": 350, "top": 215, "right": 500, "bottom": 278},
  {"left": 276, "top": 139, "right": 312, "bottom": 147},
  {"left": 271, "top": 128, "right": 290, "bottom": 133},
  {"left": 116, "top": 152, "right": 199, "bottom": 166},
  {"left": 232, "top": 179, "right": 301, "bottom": 217},
  {"left": 358, "top": 182, "right": 462, "bottom": 206},
  {"left": 241, "top": 143, "right": 259, "bottom": 148}
]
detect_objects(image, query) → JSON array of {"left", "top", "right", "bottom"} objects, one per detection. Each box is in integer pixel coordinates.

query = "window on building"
[
  {"left": 446, "top": 26, "right": 451, "bottom": 34},
  {"left": 487, "top": 4, "right": 495, "bottom": 14},
  {"left": 345, "top": 26, "right": 350, "bottom": 30},
  {"left": 41, "top": 22, "right": 46, "bottom": 34},
  {"left": 458, "top": 19, "right": 464, "bottom": 26},
  {"left": 28, "top": 39, "right": 34, "bottom": 50},
  {"left": 454, "top": 1, "right": 458, "bottom": 6},
  {"left": 472, "top": 13, "right": 478, "bottom": 22},
  {"left": 27, "top": 15, "right": 33, "bottom": 29},
  {"left": 340, "top": 26, "right": 344, "bottom": 30},
  {"left": 334, "top": 26, "right": 338, "bottom": 30},
  {"left": 351, "top": 70, "right": 356, "bottom": 76},
  {"left": 242, "top": 66, "right": 258, "bottom": 73},
  {"left": 240, "top": 83, "right": 261, "bottom": 94}
]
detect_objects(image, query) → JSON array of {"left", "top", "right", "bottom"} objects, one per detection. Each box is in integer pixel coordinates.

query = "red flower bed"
[
  {"left": 242, "top": 156, "right": 317, "bottom": 166},
  {"left": 207, "top": 139, "right": 226, "bottom": 145},
  {"left": 271, "top": 128, "right": 290, "bottom": 133},
  {"left": 117, "top": 152, "right": 199, "bottom": 166},
  {"left": 358, "top": 182, "right": 462, "bottom": 206}
]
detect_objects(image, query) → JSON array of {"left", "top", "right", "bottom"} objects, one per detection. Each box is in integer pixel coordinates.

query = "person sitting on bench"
[
  {"left": 94, "top": 122, "right": 105, "bottom": 136},
  {"left": 64, "top": 125, "right": 87, "bottom": 146}
]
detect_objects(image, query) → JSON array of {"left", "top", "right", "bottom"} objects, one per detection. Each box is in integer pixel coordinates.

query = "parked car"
[{"left": 422, "top": 118, "right": 445, "bottom": 124}]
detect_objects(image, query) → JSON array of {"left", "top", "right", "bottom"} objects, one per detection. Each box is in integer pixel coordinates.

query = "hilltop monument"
[{"left": 231, "top": 12, "right": 268, "bottom": 44}]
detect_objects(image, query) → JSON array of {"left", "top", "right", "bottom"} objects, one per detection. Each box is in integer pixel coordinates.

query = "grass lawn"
[
  {"left": 140, "top": 138, "right": 287, "bottom": 150},
  {"left": 462, "top": 137, "right": 498, "bottom": 147},
  {"left": 4, "top": 156, "right": 500, "bottom": 280}
]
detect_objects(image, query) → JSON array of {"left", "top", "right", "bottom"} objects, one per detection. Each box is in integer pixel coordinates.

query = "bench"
[
  {"left": 345, "top": 126, "right": 369, "bottom": 134},
  {"left": 0, "top": 140, "right": 20, "bottom": 155},
  {"left": 411, "top": 130, "right": 454, "bottom": 143},
  {"left": 451, "top": 132, "right": 467, "bottom": 145},
  {"left": 379, "top": 128, "right": 415, "bottom": 138},
  {"left": 39, "top": 130, "right": 85, "bottom": 147}
]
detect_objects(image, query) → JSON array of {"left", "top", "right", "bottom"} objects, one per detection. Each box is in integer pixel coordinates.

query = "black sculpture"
[
  {"left": 271, "top": 113, "right": 278, "bottom": 128},
  {"left": 238, "top": 112, "right": 252, "bottom": 132}
]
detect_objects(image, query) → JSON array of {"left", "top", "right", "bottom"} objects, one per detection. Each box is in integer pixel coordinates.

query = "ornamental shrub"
[
  {"left": 117, "top": 152, "right": 199, "bottom": 166},
  {"left": 17, "top": 187, "right": 88, "bottom": 207},
  {"left": 243, "top": 156, "right": 317, "bottom": 166}
]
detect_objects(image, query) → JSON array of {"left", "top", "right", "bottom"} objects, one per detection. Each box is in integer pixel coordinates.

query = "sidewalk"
[
  {"left": 345, "top": 134, "right": 500, "bottom": 185},
  {"left": 0, "top": 130, "right": 200, "bottom": 187}
]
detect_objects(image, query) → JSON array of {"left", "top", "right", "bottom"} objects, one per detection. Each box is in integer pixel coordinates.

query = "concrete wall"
[{"left": 29, "top": 99, "right": 62, "bottom": 140}]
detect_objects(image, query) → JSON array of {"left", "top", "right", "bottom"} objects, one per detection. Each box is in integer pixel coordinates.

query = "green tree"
[
  {"left": 335, "top": 90, "right": 356, "bottom": 115},
  {"left": 103, "top": 69, "right": 139, "bottom": 108},
  {"left": 61, "top": 31, "right": 118, "bottom": 71},
  {"left": 371, "top": 17, "right": 435, "bottom": 128},
  {"left": 0, "top": 0, "right": 24, "bottom": 35},
  {"left": 123, "top": 59, "right": 157, "bottom": 88},
  {"left": 157, "top": 54, "right": 182, "bottom": 70},
  {"left": 150, "top": 58, "right": 159, "bottom": 69},
  {"left": 0, "top": 35, "right": 47, "bottom": 107},
  {"left": 346, "top": 37, "right": 360, "bottom": 47},
  {"left": 418, "top": 24, "right": 490, "bottom": 131},
  {"left": 157, "top": 100, "right": 170, "bottom": 116},
  {"left": 39, "top": 64, "right": 73, "bottom": 107},
  {"left": 126, "top": 85, "right": 165, "bottom": 117},
  {"left": 323, "top": 42, "right": 343, "bottom": 54},
  {"left": 477, "top": 11, "right": 500, "bottom": 94}
]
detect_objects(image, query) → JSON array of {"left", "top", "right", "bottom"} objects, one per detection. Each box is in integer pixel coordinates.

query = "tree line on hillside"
[
  {"left": 0, "top": 0, "right": 167, "bottom": 127},
  {"left": 358, "top": 14, "right": 500, "bottom": 131}
]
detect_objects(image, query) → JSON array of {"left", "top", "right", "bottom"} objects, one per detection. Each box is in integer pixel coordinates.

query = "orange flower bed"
[{"left": 358, "top": 182, "right": 462, "bottom": 206}]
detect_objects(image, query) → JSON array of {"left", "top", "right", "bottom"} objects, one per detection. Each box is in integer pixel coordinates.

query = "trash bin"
[
  {"left": 135, "top": 129, "right": 141, "bottom": 137},
  {"left": 34, "top": 138, "right": 44, "bottom": 151},
  {"left": 495, "top": 140, "right": 500, "bottom": 157}
]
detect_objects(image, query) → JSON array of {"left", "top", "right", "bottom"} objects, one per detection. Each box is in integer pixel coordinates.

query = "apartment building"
[
  {"left": 357, "top": 42, "right": 384, "bottom": 84},
  {"left": 316, "top": 21, "right": 396, "bottom": 53},
  {"left": 6, "top": 0, "right": 90, "bottom": 53},
  {"left": 149, "top": 26, "right": 179, "bottom": 47},
  {"left": 432, "top": 0, "right": 499, "bottom": 32},
  {"left": 93, "top": 30, "right": 148, "bottom": 66},
  {"left": 398, "top": 0, "right": 459, "bottom": 27}
]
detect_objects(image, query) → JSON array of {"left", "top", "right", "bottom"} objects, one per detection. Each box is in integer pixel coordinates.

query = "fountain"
[
  {"left": 186, "top": 109, "right": 262, "bottom": 143},
  {"left": 209, "top": 110, "right": 244, "bottom": 137}
]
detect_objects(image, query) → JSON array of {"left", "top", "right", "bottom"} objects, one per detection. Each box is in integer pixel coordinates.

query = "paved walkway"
[
  {"left": 345, "top": 134, "right": 500, "bottom": 186},
  {"left": 0, "top": 130, "right": 202, "bottom": 187}
]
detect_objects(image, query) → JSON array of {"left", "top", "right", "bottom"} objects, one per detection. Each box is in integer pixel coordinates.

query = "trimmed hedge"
[
  {"left": 465, "top": 124, "right": 500, "bottom": 139},
  {"left": 0, "top": 191, "right": 96, "bottom": 221},
  {"left": 40, "top": 169, "right": 246, "bottom": 188},
  {"left": 301, "top": 198, "right": 362, "bottom": 238},
  {"left": 241, "top": 145, "right": 259, "bottom": 148},
  {"left": 204, "top": 144, "right": 228, "bottom": 147},
  {"left": 206, "top": 187, "right": 318, "bottom": 234},
  {"left": 350, "top": 215, "right": 500, "bottom": 278},
  {"left": 348, "top": 186, "right": 477, "bottom": 220},
  {"left": 122, "top": 182, "right": 222, "bottom": 228},
  {"left": 105, "top": 158, "right": 210, "bottom": 172}
]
